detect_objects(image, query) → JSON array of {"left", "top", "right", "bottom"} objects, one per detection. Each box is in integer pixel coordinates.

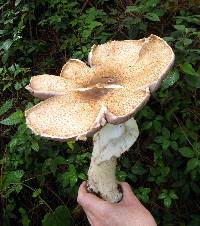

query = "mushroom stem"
[
  {"left": 88, "top": 155, "right": 121, "bottom": 203},
  {"left": 87, "top": 118, "right": 139, "bottom": 203}
]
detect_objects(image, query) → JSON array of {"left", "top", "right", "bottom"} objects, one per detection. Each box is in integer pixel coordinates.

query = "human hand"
[{"left": 77, "top": 181, "right": 157, "bottom": 226}]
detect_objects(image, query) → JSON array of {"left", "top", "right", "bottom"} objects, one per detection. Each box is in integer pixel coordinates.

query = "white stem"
[
  {"left": 88, "top": 154, "right": 122, "bottom": 203},
  {"left": 87, "top": 118, "right": 139, "bottom": 203}
]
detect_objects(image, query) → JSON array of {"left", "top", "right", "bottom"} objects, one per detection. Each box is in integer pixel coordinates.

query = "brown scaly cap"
[{"left": 25, "top": 35, "right": 175, "bottom": 141}]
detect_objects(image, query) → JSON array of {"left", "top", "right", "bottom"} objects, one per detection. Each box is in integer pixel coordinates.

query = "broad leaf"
[
  {"left": 2, "top": 170, "right": 24, "bottom": 189},
  {"left": 42, "top": 206, "right": 70, "bottom": 226},
  {"left": 62, "top": 164, "right": 78, "bottom": 187},
  {"left": 164, "top": 196, "right": 172, "bottom": 208},
  {"left": 181, "top": 63, "right": 200, "bottom": 88},
  {"left": 145, "top": 13, "right": 160, "bottom": 22},
  {"left": 19, "top": 208, "right": 30, "bottom": 226},
  {"left": 179, "top": 147, "right": 194, "bottom": 158},
  {"left": 0, "top": 99, "right": 13, "bottom": 116},
  {"left": 181, "top": 63, "right": 199, "bottom": 76},
  {"left": 31, "top": 140, "right": 39, "bottom": 152},
  {"left": 186, "top": 158, "right": 199, "bottom": 172},
  {"left": 0, "top": 110, "right": 23, "bottom": 125},
  {"left": 125, "top": 6, "right": 141, "bottom": 13},
  {"left": 161, "top": 70, "right": 179, "bottom": 90},
  {"left": 1, "top": 39, "right": 13, "bottom": 51},
  {"left": 184, "top": 75, "right": 200, "bottom": 88}
]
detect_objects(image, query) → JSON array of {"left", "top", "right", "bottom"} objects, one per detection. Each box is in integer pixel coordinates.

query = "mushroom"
[{"left": 25, "top": 35, "right": 174, "bottom": 203}]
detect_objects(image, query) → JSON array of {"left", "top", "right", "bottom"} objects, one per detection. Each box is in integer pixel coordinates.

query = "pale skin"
[{"left": 77, "top": 182, "right": 157, "bottom": 226}]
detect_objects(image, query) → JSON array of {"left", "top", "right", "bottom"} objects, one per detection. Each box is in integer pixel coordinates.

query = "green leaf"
[
  {"left": 3, "top": 81, "right": 12, "bottom": 91},
  {"left": 158, "top": 193, "right": 166, "bottom": 199},
  {"left": 32, "top": 188, "right": 42, "bottom": 198},
  {"left": 67, "top": 141, "right": 75, "bottom": 151},
  {"left": 145, "top": 13, "right": 160, "bottom": 22},
  {"left": 141, "top": 106, "right": 155, "bottom": 119},
  {"left": 31, "top": 140, "right": 39, "bottom": 152},
  {"left": 14, "top": 82, "right": 23, "bottom": 90},
  {"left": 153, "top": 120, "right": 161, "bottom": 133},
  {"left": 0, "top": 30, "right": 5, "bottom": 35},
  {"left": 121, "top": 157, "right": 131, "bottom": 168},
  {"left": 181, "top": 63, "right": 200, "bottom": 88},
  {"left": 179, "top": 147, "right": 194, "bottom": 158},
  {"left": 1, "top": 39, "right": 13, "bottom": 51},
  {"left": 2, "top": 170, "right": 24, "bottom": 189},
  {"left": 162, "top": 127, "right": 170, "bottom": 139},
  {"left": 0, "top": 99, "right": 13, "bottom": 116},
  {"left": 78, "top": 173, "right": 87, "bottom": 180},
  {"left": 62, "top": 164, "right": 78, "bottom": 187},
  {"left": 186, "top": 158, "right": 199, "bottom": 172},
  {"left": 182, "top": 38, "right": 193, "bottom": 46},
  {"left": 15, "top": 0, "right": 22, "bottom": 7},
  {"left": 190, "top": 182, "right": 200, "bottom": 193},
  {"left": 169, "top": 191, "right": 178, "bottom": 200},
  {"left": 161, "top": 70, "right": 179, "bottom": 90},
  {"left": 184, "top": 74, "right": 200, "bottom": 88},
  {"left": 161, "top": 166, "right": 170, "bottom": 177},
  {"left": 0, "top": 110, "right": 23, "bottom": 125},
  {"left": 19, "top": 208, "right": 30, "bottom": 226},
  {"left": 181, "top": 63, "right": 199, "bottom": 76},
  {"left": 145, "top": 0, "right": 160, "bottom": 7},
  {"left": 171, "top": 141, "right": 178, "bottom": 150},
  {"left": 155, "top": 136, "right": 163, "bottom": 144},
  {"left": 131, "top": 163, "right": 146, "bottom": 175},
  {"left": 125, "top": 6, "right": 141, "bottom": 14},
  {"left": 117, "top": 170, "right": 127, "bottom": 181},
  {"left": 135, "top": 187, "right": 151, "bottom": 203},
  {"left": 174, "top": 24, "right": 186, "bottom": 31},
  {"left": 4, "top": 184, "right": 23, "bottom": 198},
  {"left": 162, "top": 139, "right": 170, "bottom": 151},
  {"left": 42, "top": 206, "right": 70, "bottom": 226},
  {"left": 164, "top": 196, "right": 172, "bottom": 208},
  {"left": 2, "top": 52, "right": 9, "bottom": 64},
  {"left": 141, "top": 121, "right": 152, "bottom": 130}
]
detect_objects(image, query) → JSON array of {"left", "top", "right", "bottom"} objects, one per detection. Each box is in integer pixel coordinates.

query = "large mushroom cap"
[{"left": 25, "top": 35, "right": 175, "bottom": 141}]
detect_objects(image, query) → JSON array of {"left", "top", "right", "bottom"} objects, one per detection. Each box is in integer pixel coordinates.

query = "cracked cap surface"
[{"left": 25, "top": 35, "right": 175, "bottom": 141}]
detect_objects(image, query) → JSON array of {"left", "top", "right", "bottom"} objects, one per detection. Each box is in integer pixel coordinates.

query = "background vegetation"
[{"left": 0, "top": 0, "right": 200, "bottom": 225}]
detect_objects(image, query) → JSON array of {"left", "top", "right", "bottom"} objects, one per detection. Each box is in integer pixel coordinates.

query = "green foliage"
[
  {"left": 0, "top": 110, "right": 23, "bottom": 125},
  {"left": 0, "top": 0, "right": 199, "bottom": 226},
  {"left": 158, "top": 189, "right": 178, "bottom": 208},
  {"left": 161, "top": 69, "right": 180, "bottom": 90},
  {"left": 0, "top": 99, "right": 13, "bottom": 116},
  {"left": 42, "top": 206, "right": 70, "bottom": 226},
  {"left": 181, "top": 63, "right": 200, "bottom": 88},
  {"left": 135, "top": 187, "right": 151, "bottom": 203},
  {"left": 32, "top": 188, "right": 42, "bottom": 198},
  {"left": 1, "top": 170, "right": 24, "bottom": 198},
  {"left": 18, "top": 207, "right": 30, "bottom": 226}
]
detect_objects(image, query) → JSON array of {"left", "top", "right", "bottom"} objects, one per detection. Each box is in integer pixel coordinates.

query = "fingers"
[
  {"left": 85, "top": 212, "right": 93, "bottom": 226},
  {"left": 77, "top": 181, "right": 112, "bottom": 213},
  {"left": 77, "top": 181, "right": 141, "bottom": 214},
  {"left": 77, "top": 181, "right": 102, "bottom": 206},
  {"left": 119, "top": 182, "right": 141, "bottom": 205},
  {"left": 120, "top": 182, "right": 133, "bottom": 196}
]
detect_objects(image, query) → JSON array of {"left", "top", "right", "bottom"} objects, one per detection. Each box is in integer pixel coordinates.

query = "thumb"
[
  {"left": 119, "top": 182, "right": 141, "bottom": 206},
  {"left": 77, "top": 181, "right": 112, "bottom": 212}
]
